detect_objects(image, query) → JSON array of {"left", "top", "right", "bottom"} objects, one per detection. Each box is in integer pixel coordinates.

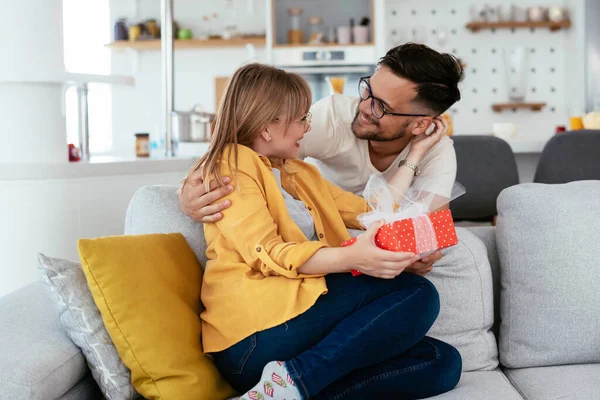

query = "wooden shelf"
[
  {"left": 492, "top": 102, "right": 547, "bottom": 112},
  {"left": 106, "top": 36, "right": 266, "bottom": 51},
  {"left": 466, "top": 20, "right": 571, "bottom": 32},
  {"left": 273, "top": 42, "right": 375, "bottom": 48}
]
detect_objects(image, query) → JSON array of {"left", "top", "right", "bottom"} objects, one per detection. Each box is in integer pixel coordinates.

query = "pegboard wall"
[{"left": 385, "top": 0, "right": 575, "bottom": 141}]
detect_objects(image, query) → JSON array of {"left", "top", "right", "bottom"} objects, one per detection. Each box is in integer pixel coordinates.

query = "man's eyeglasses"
[{"left": 358, "top": 76, "right": 428, "bottom": 119}]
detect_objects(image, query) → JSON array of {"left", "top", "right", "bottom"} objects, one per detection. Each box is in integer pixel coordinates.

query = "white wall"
[
  {"left": 385, "top": 0, "right": 585, "bottom": 141},
  {"left": 0, "top": 171, "right": 188, "bottom": 297},
  {"left": 0, "top": 0, "right": 68, "bottom": 164}
]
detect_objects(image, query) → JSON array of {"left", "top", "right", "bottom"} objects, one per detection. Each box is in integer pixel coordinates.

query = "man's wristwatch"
[{"left": 398, "top": 160, "right": 421, "bottom": 176}]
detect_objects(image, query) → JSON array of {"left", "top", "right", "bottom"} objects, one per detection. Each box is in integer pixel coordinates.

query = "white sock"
[{"left": 240, "top": 361, "right": 302, "bottom": 400}]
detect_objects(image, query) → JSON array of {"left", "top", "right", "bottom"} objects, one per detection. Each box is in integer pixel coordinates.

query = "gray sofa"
[{"left": 1, "top": 181, "right": 599, "bottom": 400}]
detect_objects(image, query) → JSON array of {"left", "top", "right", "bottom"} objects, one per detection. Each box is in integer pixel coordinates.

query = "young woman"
[{"left": 182, "top": 63, "right": 461, "bottom": 400}]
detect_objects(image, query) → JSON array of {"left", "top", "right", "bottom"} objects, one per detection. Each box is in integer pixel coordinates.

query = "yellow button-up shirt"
[{"left": 201, "top": 144, "right": 370, "bottom": 353}]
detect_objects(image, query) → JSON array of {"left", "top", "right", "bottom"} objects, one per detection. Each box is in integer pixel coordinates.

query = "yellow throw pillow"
[{"left": 78, "top": 233, "right": 236, "bottom": 400}]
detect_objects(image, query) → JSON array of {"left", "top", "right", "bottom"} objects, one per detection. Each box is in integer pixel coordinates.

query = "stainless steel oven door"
[{"left": 280, "top": 64, "right": 376, "bottom": 103}]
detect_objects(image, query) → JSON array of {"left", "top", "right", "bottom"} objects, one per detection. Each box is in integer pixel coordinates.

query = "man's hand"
[
  {"left": 179, "top": 169, "right": 233, "bottom": 223},
  {"left": 404, "top": 251, "right": 442, "bottom": 276},
  {"left": 409, "top": 115, "right": 449, "bottom": 159}
]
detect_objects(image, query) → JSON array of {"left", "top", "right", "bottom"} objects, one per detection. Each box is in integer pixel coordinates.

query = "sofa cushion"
[
  {"left": 58, "top": 374, "right": 102, "bottom": 400},
  {"left": 497, "top": 181, "right": 600, "bottom": 368},
  {"left": 504, "top": 364, "right": 600, "bottom": 400},
  {"left": 0, "top": 282, "right": 87, "bottom": 400},
  {"left": 78, "top": 233, "right": 236, "bottom": 400},
  {"left": 465, "top": 226, "right": 501, "bottom": 338},
  {"left": 427, "top": 228, "right": 499, "bottom": 372},
  {"left": 38, "top": 254, "right": 138, "bottom": 399},
  {"left": 124, "top": 185, "right": 207, "bottom": 267},
  {"left": 429, "top": 369, "right": 523, "bottom": 399}
]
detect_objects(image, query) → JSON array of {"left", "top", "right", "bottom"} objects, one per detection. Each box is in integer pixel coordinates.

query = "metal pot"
[{"left": 171, "top": 105, "right": 214, "bottom": 143}]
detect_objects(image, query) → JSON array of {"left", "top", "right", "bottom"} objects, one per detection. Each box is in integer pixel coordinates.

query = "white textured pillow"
[
  {"left": 427, "top": 228, "right": 499, "bottom": 371},
  {"left": 497, "top": 181, "right": 600, "bottom": 368},
  {"left": 37, "top": 253, "right": 139, "bottom": 400}
]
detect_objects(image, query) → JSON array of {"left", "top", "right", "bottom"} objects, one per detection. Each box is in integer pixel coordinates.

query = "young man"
[{"left": 179, "top": 43, "right": 464, "bottom": 276}]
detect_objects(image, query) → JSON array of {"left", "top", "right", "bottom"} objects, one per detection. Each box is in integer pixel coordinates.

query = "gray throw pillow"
[
  {"left": 496, "top": 181, "right": 600, "bottom": 368},
  {"left": 37, "top": 253, "right": 139, "bottom": 400},
  {"left": 427, "top": 228, "right": 499, "bottom": 371}
]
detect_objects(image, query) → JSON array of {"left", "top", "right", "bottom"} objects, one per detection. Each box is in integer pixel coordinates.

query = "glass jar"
[
  {"left": 135, "top": 133, "right": 150, "bottom": 157},
  {"left": 327, "top": 27, "right": 336, "bottom": 44},
  {"left": 288, "top": 7, "right": 304, "bottom": 44},
  {"left": 326, "top": 76, "right": 345, "bottom": 95},
  {"left": 114, "top": 19, "right": 128, "bottom": 41},
  {"left": 223, "top": 0, "right": 239, "bottom": 40},
  {"left": 503, "top": 47, "right": 528, "bottom": 102},
  {"left": 442, "top": 113, "right": 453, "bottom": 136},
  {"left": 307, "top": 16, "right": 324, "bottom": 44}
]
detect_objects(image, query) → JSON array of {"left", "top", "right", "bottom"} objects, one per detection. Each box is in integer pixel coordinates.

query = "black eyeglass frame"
[{"left": 358, "top": 76, "right": 429, "bottom": 119}]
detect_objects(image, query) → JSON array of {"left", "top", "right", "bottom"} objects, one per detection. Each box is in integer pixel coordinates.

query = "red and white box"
[{"left": 342, "top": 209, "right": 458, "bottom": 276}]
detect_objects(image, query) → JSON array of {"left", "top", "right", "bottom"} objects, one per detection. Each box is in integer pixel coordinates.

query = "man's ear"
[{"left": 410, "top": 117, "right": 433, "bottom": 136}]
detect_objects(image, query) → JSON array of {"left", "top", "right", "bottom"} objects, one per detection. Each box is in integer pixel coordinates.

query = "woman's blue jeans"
[{"left": 211, "top": 272, "right": 462, "bottom": 399}]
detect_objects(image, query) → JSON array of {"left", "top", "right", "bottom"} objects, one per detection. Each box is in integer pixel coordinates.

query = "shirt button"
[
  {"left": 256, "top": 247, "right": 262, "bottom": 252},
  {"left": 319, "top": 233, "right": 324, "bottom": 239}
]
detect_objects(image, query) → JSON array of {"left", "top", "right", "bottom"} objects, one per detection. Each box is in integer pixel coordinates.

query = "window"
[{"left": 62, "top": 0, "right": 112, "bottom": 153}]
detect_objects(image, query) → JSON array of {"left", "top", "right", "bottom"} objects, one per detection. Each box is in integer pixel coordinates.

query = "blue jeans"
[{"left": 211, "top": 273, "right": 462, "bottom": 399}]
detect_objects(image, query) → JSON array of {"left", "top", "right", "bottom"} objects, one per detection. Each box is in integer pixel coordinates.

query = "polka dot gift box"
[{"left": 342, "top": 209, "right": 458, "bottom": 276}]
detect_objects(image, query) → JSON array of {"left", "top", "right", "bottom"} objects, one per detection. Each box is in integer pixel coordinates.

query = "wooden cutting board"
[{"left": 214, "top": 76, "right": 230, "bottom": 110}]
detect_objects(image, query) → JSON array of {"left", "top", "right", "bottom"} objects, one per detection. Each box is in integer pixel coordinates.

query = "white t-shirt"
[{"left": 299, "top": 95, "right": 457, "bottom": 198}]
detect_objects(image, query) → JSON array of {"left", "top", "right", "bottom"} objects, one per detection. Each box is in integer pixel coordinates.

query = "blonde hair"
[{"left": 181, "top": 63, "right": 312, "bottom": 191}]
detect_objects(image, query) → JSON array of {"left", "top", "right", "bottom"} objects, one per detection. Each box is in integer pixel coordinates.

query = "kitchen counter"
[
  {"left": 0, "top": 142, "right": 211, "bottom": 181},
  {"left": 0, "top": 137, "right": 546, "bottom": 181},
  {"left": 0, "top": 154, "right": 198, "bottom": 181}
]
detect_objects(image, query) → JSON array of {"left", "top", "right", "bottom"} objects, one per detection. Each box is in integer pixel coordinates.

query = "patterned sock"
[{"left": 240, "top": 361, "right": 302, "bottom": 400}]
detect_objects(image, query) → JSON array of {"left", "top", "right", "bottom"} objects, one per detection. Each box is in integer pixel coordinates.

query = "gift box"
[
  {"left": 341, "top": 173, "right": 465, "bottom": 277},
  {"left": 342, "top": 209, "right": 458, "bottom": 276}
]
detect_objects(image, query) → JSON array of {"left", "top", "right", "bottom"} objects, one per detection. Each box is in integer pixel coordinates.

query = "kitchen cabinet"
[
  {"left": 266, "top": 0, "right": 379, "bottom": 102},
  {"left": 106, "top": 36, "right": 266, "bottom": 51},
  {"left": 269, "top": 0, "right": 374, "bottom": 47}
]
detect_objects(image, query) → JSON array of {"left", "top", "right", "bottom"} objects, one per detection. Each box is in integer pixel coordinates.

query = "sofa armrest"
[{"left": 0, "top": 282, "right": 89, "bottom": 400}]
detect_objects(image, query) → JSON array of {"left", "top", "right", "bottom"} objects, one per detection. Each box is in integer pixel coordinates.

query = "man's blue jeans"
[{"left": 211, "top": 272, "right": 462, "bottom": 399}]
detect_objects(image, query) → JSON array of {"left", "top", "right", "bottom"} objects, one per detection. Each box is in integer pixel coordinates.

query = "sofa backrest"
[
  {"left": 124, "top": 185, "right": 502, "bottom": 317},
  {"left": 495, "top": 180, "right": 600, "bottom": 368},
  {"left": 533, "top": 130, "right": 600, "bottom": 183},
  {"left": 124, "top": 186, "right": 210, "bottom": 268},
  {"left": 451, "top": 135, "right": 520, "bottom": 222}
]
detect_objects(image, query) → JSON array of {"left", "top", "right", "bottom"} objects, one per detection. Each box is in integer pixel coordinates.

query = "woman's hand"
[
  {"left": 348, "top": 221, "right": 420, "bottom": 279},
  {"left": 409, "top": 115, "right": 449, "bottom": 161}
]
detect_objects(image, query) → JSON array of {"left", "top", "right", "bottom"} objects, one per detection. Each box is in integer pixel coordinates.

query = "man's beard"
[{"left": 351, "top": 109, "right": 408, "bottom": 142}]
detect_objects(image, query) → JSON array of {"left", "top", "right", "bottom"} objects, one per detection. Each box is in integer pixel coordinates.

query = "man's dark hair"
[{"left": 378, "top": 43, "right": 465, "bottom": 115}]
